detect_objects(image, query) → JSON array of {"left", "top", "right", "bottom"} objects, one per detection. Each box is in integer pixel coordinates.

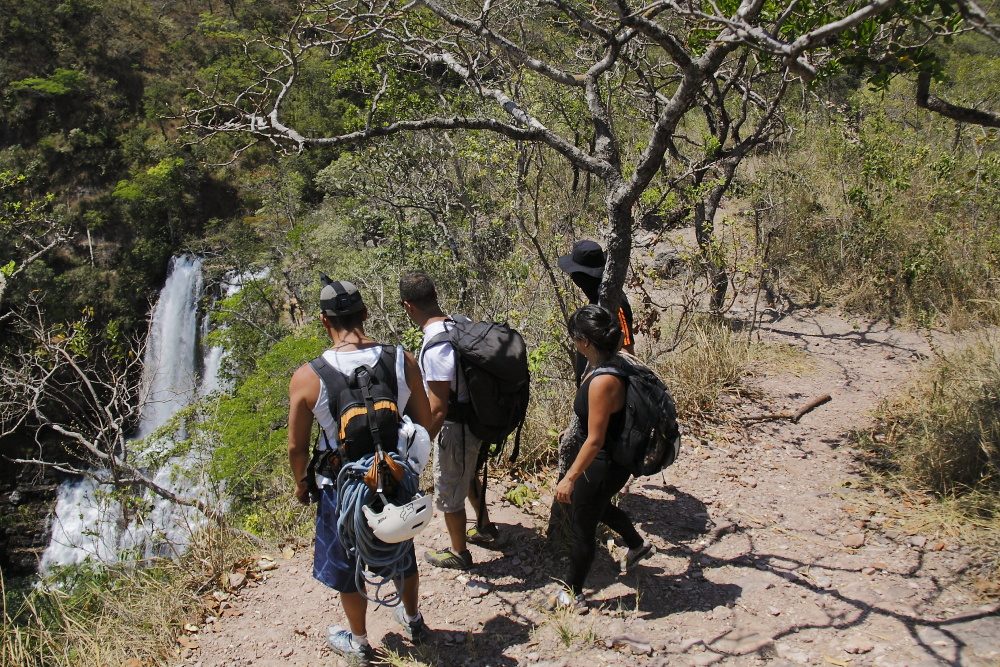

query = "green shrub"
[{"left": 208, "top": 331, "right": 327, "bottom": 536}]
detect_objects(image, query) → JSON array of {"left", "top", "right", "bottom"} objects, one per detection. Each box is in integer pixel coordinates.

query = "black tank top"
[{"left": 573, "top": 370, "right": 626, "bottom": 450}]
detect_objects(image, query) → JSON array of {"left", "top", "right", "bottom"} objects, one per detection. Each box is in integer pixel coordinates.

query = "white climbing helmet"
[{"left": 362, "top": 493, "right": 433, "bottom": 544}]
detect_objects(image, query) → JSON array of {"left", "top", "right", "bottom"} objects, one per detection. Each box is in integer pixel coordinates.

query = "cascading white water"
[
  {"left": 42, "top": 255, "right": 224, "bottom": 571},
  {"left": 135, "top": 255, "right": 203, "bottom": 439}
]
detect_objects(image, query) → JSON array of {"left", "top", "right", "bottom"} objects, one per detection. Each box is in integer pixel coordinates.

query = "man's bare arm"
[
  {"left": 288, "top": 364, "right": 320, "bottom": 505},
  {"left": 402, "top": 350, "right": 433, "bottom": 431}
]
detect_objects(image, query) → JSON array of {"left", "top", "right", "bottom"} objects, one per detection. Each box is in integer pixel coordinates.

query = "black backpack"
[
  {"left": 421, "top": 315, "right": 530, "bottom": 461},
  {"left": 595, "top": 356, "right": 681, "bottom": 476},
  {"left": 309, "top": 346, "right": 401, "bottom": 464}
]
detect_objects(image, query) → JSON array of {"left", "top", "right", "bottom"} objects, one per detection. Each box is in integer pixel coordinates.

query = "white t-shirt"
[
  {"left": 311, "top": 345, "right": 410, "bottom": 464},
  {"left": 419, "top": 319, "right": 470, "bottom": 405}
]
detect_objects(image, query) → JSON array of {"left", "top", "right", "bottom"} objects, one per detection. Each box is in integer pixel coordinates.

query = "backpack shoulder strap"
[
  {"left": 309, "top": 354, "right": 350, "bottom": 421},
  {"left": 371, "top": 344, "right": 399, "bottom": 399},
  {"left": 591, "top": 363, "right": 630, "bottom": 382}
]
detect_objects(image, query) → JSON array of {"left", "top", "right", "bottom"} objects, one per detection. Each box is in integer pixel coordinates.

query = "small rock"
[
  {"left": 228, "top": 572, "right": 246, "bottom": 590},
  {"left": 525, "top": 652, "right": 540, "bottom": 662},
  {"left": 212, "top": 591, "right": 230, "bottom": 602},
  {"left": 280, "top": 647, "right": 294, "bottom": 658},
  {"left": 842, "top": 534, "right": 865, "bottom": 548},
  {"left": 710, "top": 520, "right": 737, "bottom": 538},
  {"left": 282, "top": 547, "right": 295, "bottom": 559},
  {"left": 712, "top": 605, "right": 733, "bottom": 620},
  {"left": 711, "top": 630, "right": 774, "bottom": 655},
  {"left": 908, "top": 535, "right": 927, "bottom": 548},
  {"left": 259, "top": 560, "right": 279, "bottom": 572},
  {"left": 844, "top": 637, "right": 874, "bottom": 654},
  {"left": 768, "top": 606, "right": 782, "bottom": 616},
  {"left": 931, "top": 541, "right": 947, "bottom": 551},
  {"left": 466, "top": 580, "right": 490, "bottom": 598},
  {"left": 609, "top": 635, "right": 652, "bottom": 655},
  {"left": 679, "top": 638, "right": 705, "bottom": 652},
  {"left": 862, "top": 567, "right": 877, "bottom": 576}
]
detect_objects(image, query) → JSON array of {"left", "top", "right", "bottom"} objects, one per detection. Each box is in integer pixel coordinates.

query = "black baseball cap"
[
  {"left": 320, "top": 280, "right": 365, "bottom": 317},
  {"left": 557, "top": 240, "right": 605, "bottom": 278}
]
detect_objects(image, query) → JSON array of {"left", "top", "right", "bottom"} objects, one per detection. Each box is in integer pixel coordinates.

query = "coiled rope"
[{"left": 335, "top": 451, "right": 420, "bottom": 606}]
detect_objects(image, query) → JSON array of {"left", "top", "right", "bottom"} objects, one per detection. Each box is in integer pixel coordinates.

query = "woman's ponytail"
[{"left": 568, "top": 304, "right": 622, "bottom": 360}]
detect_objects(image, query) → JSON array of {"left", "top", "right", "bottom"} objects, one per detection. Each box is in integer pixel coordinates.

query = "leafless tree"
[{"left": 0, "top": 307, "right": 231, "bottom": 527}]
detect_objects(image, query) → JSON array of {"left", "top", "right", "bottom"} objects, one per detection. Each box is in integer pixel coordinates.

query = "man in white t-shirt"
[{"left": 399, "top": 270, "right": 499, "bottom": 570}]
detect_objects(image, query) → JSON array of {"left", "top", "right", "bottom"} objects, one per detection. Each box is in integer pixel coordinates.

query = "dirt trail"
[{"left": 191, "top": 310, "right": 1000, "bottom": 667}]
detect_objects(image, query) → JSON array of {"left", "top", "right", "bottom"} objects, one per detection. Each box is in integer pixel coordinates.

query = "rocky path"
[{"left": 190, "top": 310, "right": 1000, "bottom": 667}]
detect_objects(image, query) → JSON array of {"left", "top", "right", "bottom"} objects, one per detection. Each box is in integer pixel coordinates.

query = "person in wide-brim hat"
[
  {"left": 557, "top": 240, "right": 606, "bottom": 278},
  {"left": 557, "top": 240, "right": 635, "bottom": 382}
]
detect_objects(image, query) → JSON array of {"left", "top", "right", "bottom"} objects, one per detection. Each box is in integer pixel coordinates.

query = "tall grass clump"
[
  {"left": 658, "top": 316, "right": 764, "bottom": 419},
  {"left": 864, "top": 335, "right": 1000, "bottom": 592},
  {"left": 872, "top": 335, "right": 1000, "bottom": 495}
]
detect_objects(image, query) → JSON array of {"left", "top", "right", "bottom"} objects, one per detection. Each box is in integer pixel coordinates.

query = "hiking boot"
[
  {"left": 424, "top": 548, "right": 473, "bottom": 570},
  {"left": 393, "top": 605, "right": 429, "bottom": 644},
  {"left": 326, "top": 626, "right": 374, "bottom": 666},
  {"left": 466, "top": 522, "right": 504, "bottom": 547},
  {"left": 544, "top": 589, "right": 588, "bottom": 615},
  {"left": 621, "top": 540, "right": 656, "bottom": 573}
]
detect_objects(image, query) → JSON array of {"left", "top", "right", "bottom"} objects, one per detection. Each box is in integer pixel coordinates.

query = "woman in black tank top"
[{"left": 551, "top": 306, "right": 653, "bottom": 611}]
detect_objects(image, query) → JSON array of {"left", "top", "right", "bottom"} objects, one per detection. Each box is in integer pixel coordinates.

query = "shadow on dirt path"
[{"left": 193, "top": 309, "right": 998, "bottom": 667}]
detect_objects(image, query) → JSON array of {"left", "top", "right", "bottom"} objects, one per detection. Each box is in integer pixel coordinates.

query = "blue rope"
[{"left": 335, "top": 451, "right": 420, "bottom": 606}]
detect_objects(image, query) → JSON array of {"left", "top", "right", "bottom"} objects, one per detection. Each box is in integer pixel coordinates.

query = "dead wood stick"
[{"left": 740, "top": 394, "right": 832, "bottom": 422}]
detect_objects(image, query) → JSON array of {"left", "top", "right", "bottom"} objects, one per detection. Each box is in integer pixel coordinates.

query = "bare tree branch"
[{"left": 916, "top": 70, "right": 1000, "bottom": 128}]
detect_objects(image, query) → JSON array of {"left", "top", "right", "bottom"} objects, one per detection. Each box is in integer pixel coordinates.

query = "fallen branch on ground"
[{"left": 740, "top": 394, "right": 832, "bottom": 422}]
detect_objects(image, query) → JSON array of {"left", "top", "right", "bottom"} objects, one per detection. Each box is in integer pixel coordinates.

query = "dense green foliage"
[{"left": 1, "top": 1, "right": 999, "bottom": 663}]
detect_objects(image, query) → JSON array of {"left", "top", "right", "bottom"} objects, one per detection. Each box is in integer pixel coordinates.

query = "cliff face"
[{"left": 1, "top": 444, "right": 60, "bottom": 576}]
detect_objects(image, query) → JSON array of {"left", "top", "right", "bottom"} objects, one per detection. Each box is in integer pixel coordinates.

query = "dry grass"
[
  {"left": 859, "top": 333, "right": 1000, "bottom": 594},
  {"left": 1, "top": 525, "right": 263, "bottom": 667},
  {"left": 872, "top": 334, "right": 1000, "bottom": 494},
  {"left": 657, "top": 316, "right": 773, "bottom": 420}
]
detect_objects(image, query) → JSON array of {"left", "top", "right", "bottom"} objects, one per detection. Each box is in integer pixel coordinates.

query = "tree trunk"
[{"left": 695, "top": 200, "right": 729, "bottom": 312}]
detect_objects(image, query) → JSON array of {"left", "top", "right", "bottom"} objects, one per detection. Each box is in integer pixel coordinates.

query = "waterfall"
[
  {"left": 41, "top": 255, "right": 226, "bottom": 571},
  {"left": 135, "top": 255, "right": 203, "bottom": 439}
]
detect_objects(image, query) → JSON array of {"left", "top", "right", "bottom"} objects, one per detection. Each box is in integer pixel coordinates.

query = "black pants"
[{"left": 567, "top": 453, "right": 643, "bottom": 594}]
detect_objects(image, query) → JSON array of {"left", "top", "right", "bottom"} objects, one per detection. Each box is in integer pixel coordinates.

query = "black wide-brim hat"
[{"left": 557, "top": 240, "right": 605, "bottom": 278}]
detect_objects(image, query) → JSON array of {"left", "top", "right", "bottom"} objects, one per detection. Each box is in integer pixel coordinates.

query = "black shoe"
[
  {"left": 621, "top": 540, "right": 656, "bottom": 573},
  {"left": 393, "top": 606, "right": 429, "bottom": 644}
]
